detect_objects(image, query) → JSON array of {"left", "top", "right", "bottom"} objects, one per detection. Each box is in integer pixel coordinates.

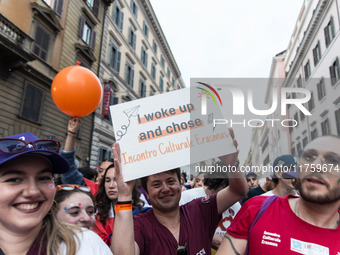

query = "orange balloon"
[{"left": 51, "top": 64, "right": 103, "bottom": 117}]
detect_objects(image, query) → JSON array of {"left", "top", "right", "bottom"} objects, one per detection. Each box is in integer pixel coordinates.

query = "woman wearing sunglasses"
[
  {"left": 0, "top": 132, "right": 112, "bottom": 254},
  {"left": 54, "top": 185, "right": 96, "bottom": 230}
]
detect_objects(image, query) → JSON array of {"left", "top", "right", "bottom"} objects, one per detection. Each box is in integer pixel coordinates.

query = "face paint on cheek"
[
  {"left": 64, "top": 207, "right": 67, "bottom": 211},
  {"left": 338, "top": 179, "right": 340, "bottom": 184},
  {"left": 177, "top": 186, "right": 180, "bottom": 192},
  {"left": 78, "top": 203, "right": 81, "bottom": 206},
  {"left": 48, "top": 183, "right": 55, "bottom": 189}
]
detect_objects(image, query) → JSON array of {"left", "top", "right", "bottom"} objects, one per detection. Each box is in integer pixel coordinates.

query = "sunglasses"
[
  {"left": 299, "top": 150, "right": 340, "bottom": 165},
  {"left": 177, "top": 246, "right": 187, "bottom": 255},
  {"left": 56, "top": 184, "right": 91, "bottom": 193},
  {"left": 0, "top": 138, "right": 60, "bottom": 154}
]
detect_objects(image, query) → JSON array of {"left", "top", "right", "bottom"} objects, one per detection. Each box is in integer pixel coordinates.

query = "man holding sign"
[{"left": 111, "top": 129, "right": 248, "bottom": 255}]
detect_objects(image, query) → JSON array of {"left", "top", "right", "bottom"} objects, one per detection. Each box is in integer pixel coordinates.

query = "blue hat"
[
  {"left": 0, "top": 133, "right": 69, "bottom": 174},
  {"left": 273, "top": 154, "right": 298, "bottom": 179}
]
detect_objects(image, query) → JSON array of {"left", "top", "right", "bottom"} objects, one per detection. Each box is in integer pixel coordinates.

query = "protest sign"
[{"left": 110, "top": 86, "right": 235, "bottom": 181}]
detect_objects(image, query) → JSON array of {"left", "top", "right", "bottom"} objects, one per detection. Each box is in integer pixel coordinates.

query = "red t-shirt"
[{"left": 228, "top": 195, "right": 340, "bottom": 254}]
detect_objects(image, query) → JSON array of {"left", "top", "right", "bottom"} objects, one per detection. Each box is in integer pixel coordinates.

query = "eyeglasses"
[
  {"left": 177, "top": 246, "right": 187, "bottom": 255},
  {"left": 0, "top": 138, "right": 60, "bottom": 154},
  {"left": 56, "top": 184, "right": 91, "bottom": 193},
  {"left": 299, "top": 150, "right": 340, "bottom": 165}
]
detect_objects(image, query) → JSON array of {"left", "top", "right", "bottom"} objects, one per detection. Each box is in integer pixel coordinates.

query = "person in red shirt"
[{"left": 217, "top": 135, "right": 340, "bottom": 255}]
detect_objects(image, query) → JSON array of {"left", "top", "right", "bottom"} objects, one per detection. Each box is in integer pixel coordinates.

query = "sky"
[
  {"left": 149, "top": 0, "right": 303, "bottom": 86},
  {"left": 148, "top": 0, "right": 304, "bottom": 165}
]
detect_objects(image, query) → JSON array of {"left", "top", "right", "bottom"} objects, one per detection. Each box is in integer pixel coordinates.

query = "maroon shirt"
[{"left": 133, "top": 194, "right": 221, "bottom": 255}]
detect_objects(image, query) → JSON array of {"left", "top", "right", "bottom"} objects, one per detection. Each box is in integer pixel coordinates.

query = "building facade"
[
  {"left": 0, "top": 0, "right": 112, "bottom": 167},
  {"left": 247, "top": 0, "right": 340, "bottom": 167},
  {"left": 90, "top": 0, "right": 185, "bottom": 168}
]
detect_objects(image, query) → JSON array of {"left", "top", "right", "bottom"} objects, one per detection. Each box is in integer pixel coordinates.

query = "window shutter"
[
  {"left": 113, "top": 2, "right": 117, "bottom": 21},
  {"left": 93, "top": 0, "right": 100, "bottom": 16},
  {"left": 109, "top": 43, "right": 114, "bottom": 67},
  {"left": 54, "top": 0, "right": 64, "bottom": 16},
  {"left": 139, "top": 79, "right": 142, "bottom": 97},
  {"left": 113, "top": 96, "right": 119, "bottom": 105},
  {"left": 313, "top": 47, "right": 317, "bottom": 65},
  {"left": 90, "top": 30, "right": 96, "bottom": 50},
  {"left": 119, "top": 11, "right": 124, "bottom": 31},
  {"left": 145, "top": 52, "right": 148, "bottom": 67},
  {"left": 330, "top": 65, "right": 335, "bottom": 85},
  {"left": 115, "top": 50, "right": 121, "bottom": 73},
  {"left": 324, "top": 26, "right": 330, "bottom": 47},
  {"left": 133, "top": 33, "right": 136, "bottom": 50},
  {"left": 21, "top": 84, "right": 43, "bottom": 122},
  {"left": 125, "top": 63, "right": 129, "bottom": 83},
  {"left": 78, "top": 16, "right": 85, "bottom": 38},
  {"left": 130, "top": 68, "right": 134, "bottom": 87}
]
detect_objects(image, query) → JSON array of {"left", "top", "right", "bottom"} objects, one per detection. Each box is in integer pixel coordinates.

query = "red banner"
[{"left": 102, "top": 82, "right": 112, "bottom": 115}]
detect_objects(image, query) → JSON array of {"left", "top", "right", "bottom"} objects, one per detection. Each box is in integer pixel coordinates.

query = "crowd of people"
[{"left": 0, "top": 116, "right": 339, "bottom": 254}]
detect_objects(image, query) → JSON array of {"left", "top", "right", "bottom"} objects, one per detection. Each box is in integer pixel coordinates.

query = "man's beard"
[{"left": 295, "top": 173, "right": 340, "bottom": 204}]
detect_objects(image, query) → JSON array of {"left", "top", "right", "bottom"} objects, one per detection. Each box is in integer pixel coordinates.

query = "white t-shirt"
[{"left": 60, "top": 229, "right": 113, "bottom": 254}]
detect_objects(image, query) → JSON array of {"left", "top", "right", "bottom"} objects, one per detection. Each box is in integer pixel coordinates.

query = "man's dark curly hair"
[{"left": 203, "top": 161, "right": 229, "bottom": 190}]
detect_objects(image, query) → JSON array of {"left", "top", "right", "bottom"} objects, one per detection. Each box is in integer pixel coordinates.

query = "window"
[
  {"left": 43, "top": 0, "right": 64, "bottom": 16},
  {"left": 291, "top": 147, "right": 296, "bottom": 156},
  {"left": 139, "top": 79, "right": 146, "bottom": 98},
  {"left": 308, "top": 92, "right": 315, "bottom": 111},
  {"left": 85, "top": 0, "right": 99, "bottom": 16},
  {"left": 304, "top": 60, "right": 311, "bottom": 80},
  {"left": 98, "top": 147, "right": 112, "bottom": 165},
  {"left": 300, "top": 110, "right": 305, "bottom": 122},
  {"left": 161, "top": 55, "right": 165, "bottom": 68},
  {"left": 128, "top": 26, "right": 136, "bottom": 50},
  {"left": 109, "top": 42, "right": 121, "bottom": 73},
  {"left": 150, "top": 87, "right": 155, "bottom": 96},
  {"left": 296, "top": 143, "right": 301, "bottom": 154},
  {"left": 32, "top": 24, "right": 51, "bottom": 61},
  {"left": 321, "top": 118, "right": 331, "bottom": 135},
  {"left": 55, "top": 0, "right": 64, "bottom": 16},
  {"left": 167, "top": 67, "right": 171, "bottom": 79},
  {"left": 125, "top": 62, "right": 134, "bottom": 88},
  {"left": 159, "top": 75, "right": 164, "bottom": 91},
  {"left": 78, "top": 16, "right": 96, "bottom": 49},
  {"left": 311, "top": 128, "right": 318, "bottom": 140},
  {"left": 330, "top": 57, "right": 340, "bottom": 86},
  {"left": 302, "top": 137, "right": 308, "bottom": 147},
  {"left": 312, "top": 41, "right": 321, "bottom": 66},
  {"left": 20, "top": 83, "right": 44, "bottom": 123},
  {"left": 166, "top": 85, "right": 170, "bottom": 92},
  {"left": 335, "top": 108, "right": 340, "bottom": 135},
  {"left": 113, "top": 1, "right": 124, "bottom": 31},
  {"left": 317, "top": 78, "right": 326, "bottom": 101},
  {"left": 172, "top": 77, "right": 175, "bottom": 87},
  {"left": 141, "top": 45, "right": 148, "bottom": 67},
  {"left": 151, "top": 62, "right": 156, "bottom": 80},
  {"left": 143, "top": 21, "right": 149, "bottom": 38},
  {"left": 153, "top": 40, "right": 157, "bottom": 54},
  {"left": 131, "top": 0, "right": 138, "bottom": 18},
  {"left": 324, "top": 17, "right": 335, "bottom": 47}
]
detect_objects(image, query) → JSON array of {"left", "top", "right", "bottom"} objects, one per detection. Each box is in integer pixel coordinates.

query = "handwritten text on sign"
[{"left": 110, "top": 88, "right": 234, "bottom": 181}]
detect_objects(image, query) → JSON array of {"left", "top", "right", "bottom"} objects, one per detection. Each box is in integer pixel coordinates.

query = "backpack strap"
[{"left": 245, "top": 195, "right": 279, "bottom": 255}]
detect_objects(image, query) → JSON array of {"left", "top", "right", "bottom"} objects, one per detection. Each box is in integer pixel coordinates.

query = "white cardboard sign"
[{"left": 110, "top": 87, "right": 235, "bottom": 181}]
